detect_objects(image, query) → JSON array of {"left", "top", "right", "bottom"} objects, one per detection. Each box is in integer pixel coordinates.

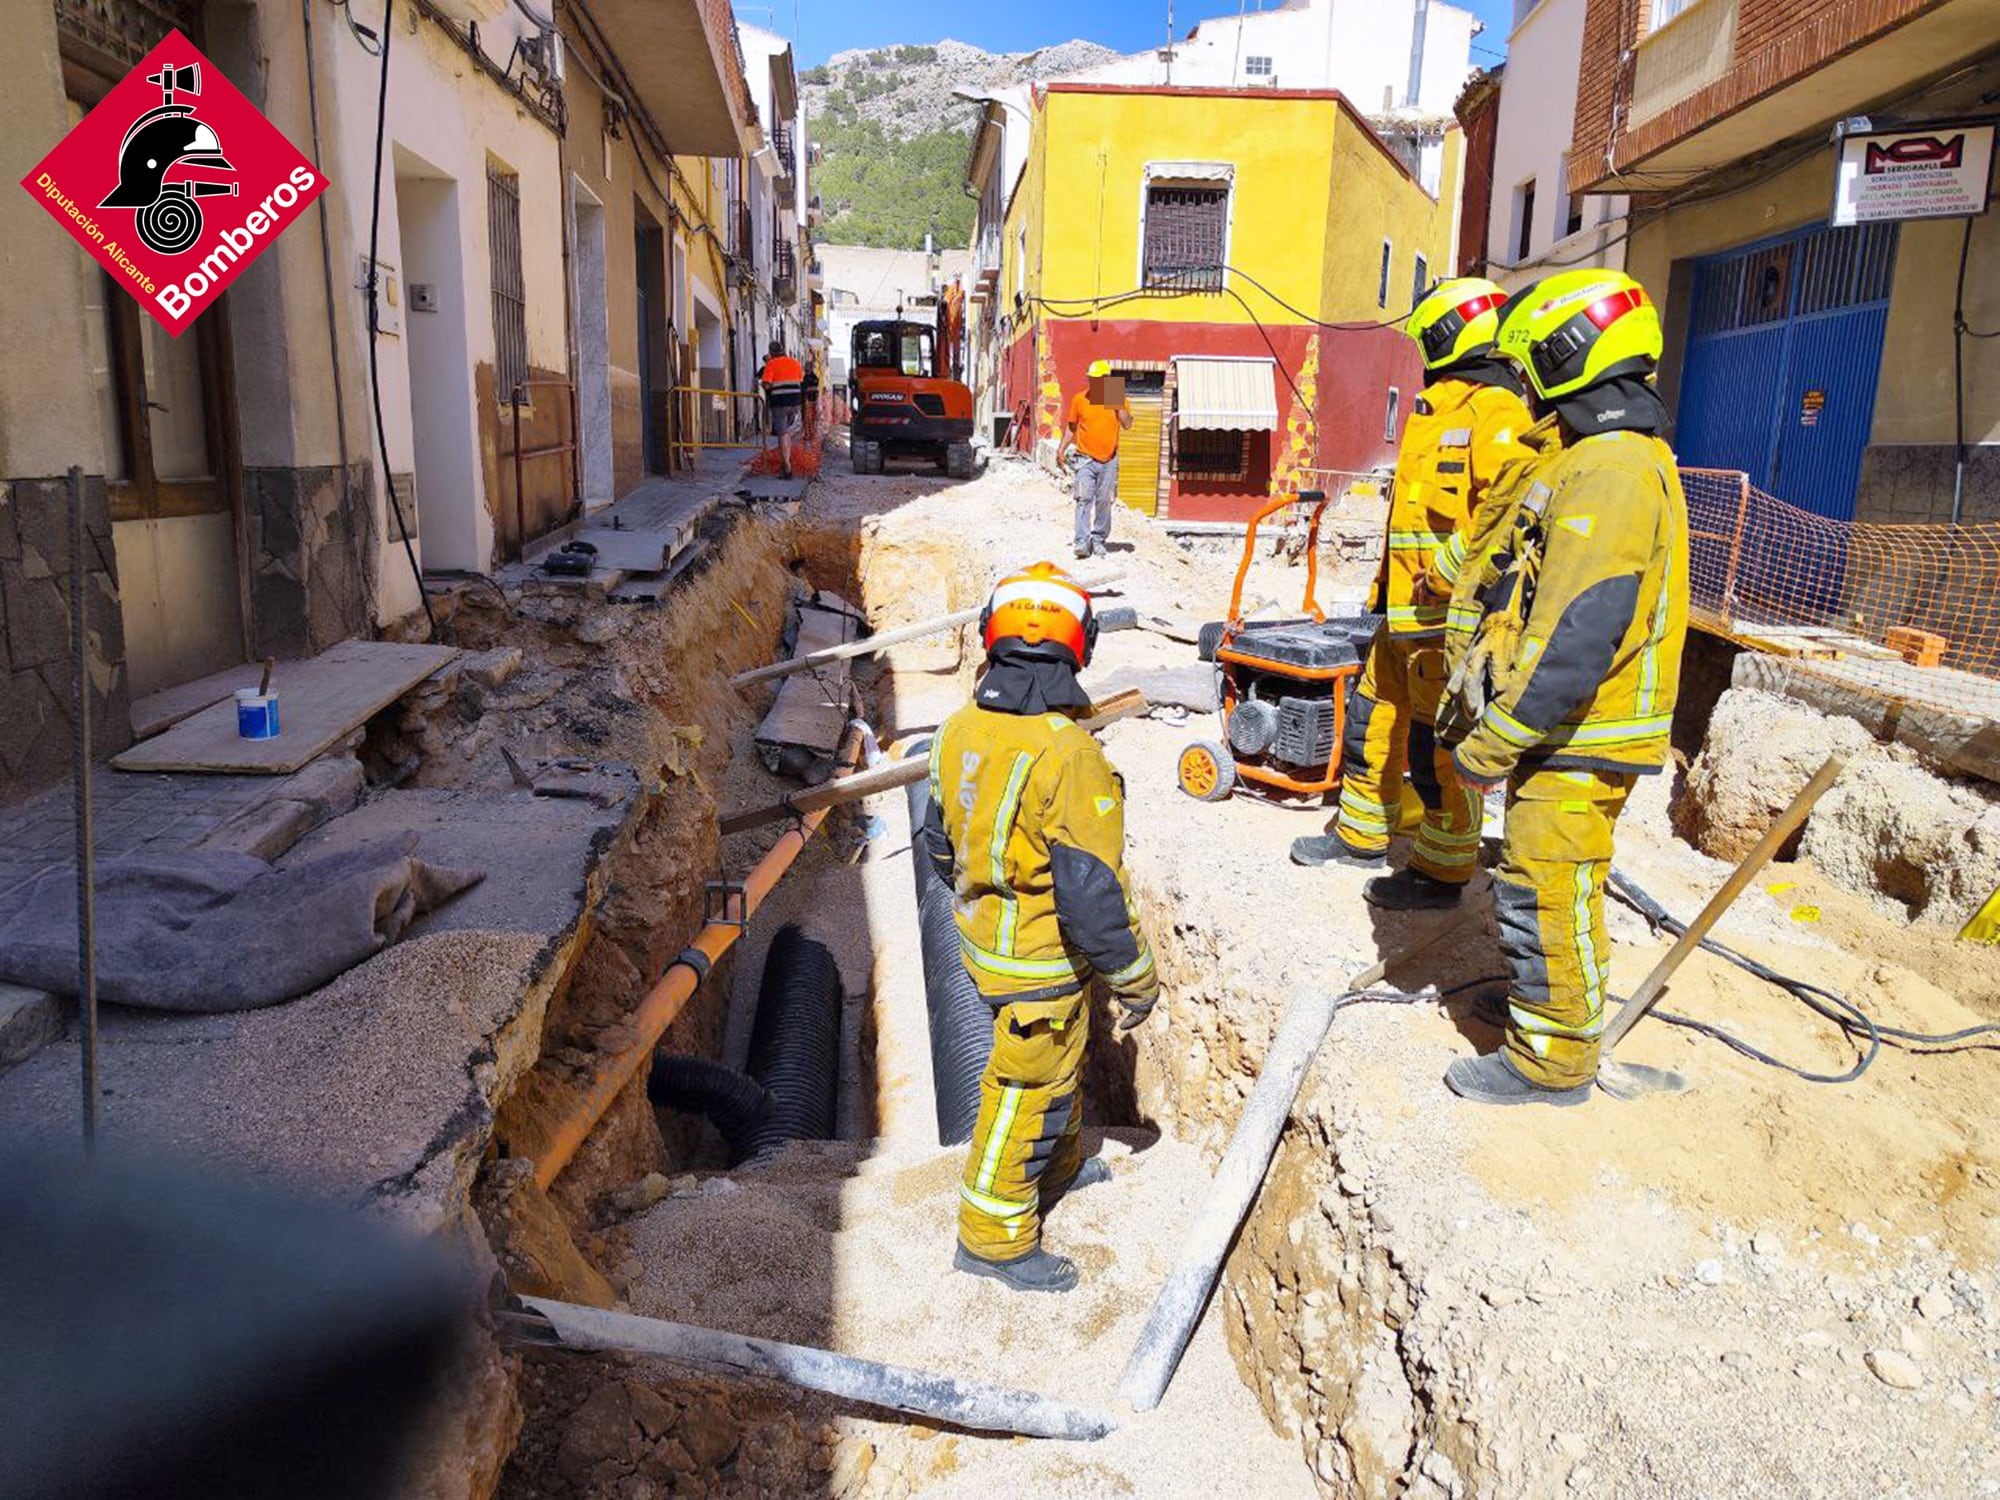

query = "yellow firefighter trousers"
[
  {"left": 1493, "top": 766, "right": 1636, "bottom": 1090},
  {"left": 1333, "top": 631, "right": 1484, "bottom": 883},
  {"left": 958, "top": 996, "right": 1087, "bottom": 1261}
]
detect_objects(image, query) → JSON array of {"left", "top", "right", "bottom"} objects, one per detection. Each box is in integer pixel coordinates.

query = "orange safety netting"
[
  {"left": 1681, "top": 467, "right": 2000, "bottom": 718},
  {"left": 745, "top": 413, "right": 827, "bottom": 478}
]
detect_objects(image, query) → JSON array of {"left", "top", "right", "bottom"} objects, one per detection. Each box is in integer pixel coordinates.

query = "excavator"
[{"left": 847, "top": 317, "right": 975, "bottom": 479}]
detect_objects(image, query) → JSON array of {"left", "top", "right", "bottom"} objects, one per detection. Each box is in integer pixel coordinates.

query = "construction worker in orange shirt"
[
  {"left": 1057, "top": 359, "right": 1133, "bottom": 560},
  {"left": 1291, "top": 278, "right": 1534, "bottom": 911},
  {"left": 919, "top": 563, "right": 1159, "bottom": 1293},
  {"left": 759, "top": 339, "right": 805, "bottom": 478}
]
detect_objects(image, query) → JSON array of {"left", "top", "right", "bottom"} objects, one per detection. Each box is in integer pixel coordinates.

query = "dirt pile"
[
  {"left": 1674, "top": 686, "right": 1874, "bottom": 859},
  {"left": 1801, "top": 755, "right": 2000, "bottom": 926}
]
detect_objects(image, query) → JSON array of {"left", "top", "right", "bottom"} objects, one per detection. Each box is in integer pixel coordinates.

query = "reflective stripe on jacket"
[
  {"left": 1372, "top": 377, "right": 1535, "bottom": 637},
  {"left": 1450, "top": 430, "right": 1690, "bottom": 782},
  {"left": 921, "top": 703, "right": 1157, "bottom": 1007}
]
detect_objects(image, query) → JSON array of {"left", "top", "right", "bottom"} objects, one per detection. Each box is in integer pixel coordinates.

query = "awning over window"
[
  {"left": 1146, "top": 159, "right": 1235, "bottom": 182},
  {"left": 1174, "top": 356, "right": 1280, "bottom": 432}
]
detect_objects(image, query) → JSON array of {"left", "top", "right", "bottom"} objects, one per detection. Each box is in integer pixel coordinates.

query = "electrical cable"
[
  {"left": 360, "top": 0, "right": 439, "bottom": 641},
  {"left": 1421, "top": 870, "right": 1997, "bottom": 1087}
]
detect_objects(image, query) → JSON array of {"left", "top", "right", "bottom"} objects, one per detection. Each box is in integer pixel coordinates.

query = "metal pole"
[{"left": 68, "top": 465, "right": 98, "bottom": 1150}]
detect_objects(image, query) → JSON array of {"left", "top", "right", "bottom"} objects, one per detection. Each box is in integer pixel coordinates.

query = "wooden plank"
[
  {"left": 112, "top": 641, "right": 460, "bottom": 774},
  {"left": 729, "top": 568, "right": 1126, "bottom": 688},
  {"left": 129, "top": 660, "right": 271, "bottom": 740},
  {"left": 720, "top": 689, "right": 1151, "bottom": 835},
  {"left": 755, "top": 601, "right": 859, "bottom": 763}
]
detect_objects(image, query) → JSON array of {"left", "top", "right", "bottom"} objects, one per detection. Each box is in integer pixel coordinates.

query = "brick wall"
[
  {"left": 1570, "top": 0, "right": 1946, "bottom": 194},
  {"left": 1453, "top": 71, "right": 1503, "bottom": 275}
]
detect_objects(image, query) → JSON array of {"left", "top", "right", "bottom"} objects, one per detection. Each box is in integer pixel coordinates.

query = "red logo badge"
[{"left": 19, "top": 30, "right": 327, "bottom": 338}]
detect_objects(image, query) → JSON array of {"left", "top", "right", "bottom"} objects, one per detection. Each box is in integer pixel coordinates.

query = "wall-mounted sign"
[
  {"left": 1800, "top": 389, "right": 1825, "bottom": 427},
  {"left": 1832, "top": 121, "right": 1995, "bottom": 226}
]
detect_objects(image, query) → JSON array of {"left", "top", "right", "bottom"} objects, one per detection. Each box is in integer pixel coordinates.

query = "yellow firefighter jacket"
[
  {"left": 1371, "top": 376, "right": 1536, "bottom": 637},
  {"left": 922, "top": 703, "right": 1157, "bottom": 1010},
  {"left": 1446, "top": 428, "right": 1690, "bottom": 783}
]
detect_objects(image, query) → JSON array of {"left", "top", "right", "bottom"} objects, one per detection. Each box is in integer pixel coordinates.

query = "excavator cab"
[{"left": 847, "top": 318, "right": 975, "bottom": 479}]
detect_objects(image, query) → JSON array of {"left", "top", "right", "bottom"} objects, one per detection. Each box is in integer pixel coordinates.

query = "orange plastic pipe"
[{"left": 532, "top": 727, "right": 863, "bottom": 1190}]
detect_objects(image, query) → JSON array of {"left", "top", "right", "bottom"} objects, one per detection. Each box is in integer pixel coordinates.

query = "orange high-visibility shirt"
[
  {"left": 1066, "top": 392, "right": 1121, "bottom": 463},
  {"left": 761, "top": 355, "right": 805, "bottom": 406}
]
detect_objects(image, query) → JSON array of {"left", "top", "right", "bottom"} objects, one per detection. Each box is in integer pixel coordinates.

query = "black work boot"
[
  {"left": 1363, "top": 867, "right": 1463, "bottom": 910},
  {"left": 1444, "top": 1052, "right": 1593, "bottom": 1107},
  {"left": 1290, "top": 833, "right": 1387, "bottom": 869},
  {"left": 1041, "top": 1156, "right": 1112, "bottom": 1213},
  {"left": 952, "top": 1244, "right": 1079, "bottom": 1293}
]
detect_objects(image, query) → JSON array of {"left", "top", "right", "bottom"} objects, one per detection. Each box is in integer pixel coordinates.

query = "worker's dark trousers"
[
  {"left": 959, "top": 995, "right": 1086, "bottom": 1261},
  {"left": 1492, "top": 766, "right": 1636, "bottom": 1090}
]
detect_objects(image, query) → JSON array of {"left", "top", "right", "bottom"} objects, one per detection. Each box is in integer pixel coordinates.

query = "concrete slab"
[
  {"left": 0, "top": 982, "right": 65, "bottom": 1073},
  {"left": 0, "top": 784, "right": 640, "bottom": 1228},
  {"left": 572, "top": 528, "right": 677, "bottom": 574},
  {"left": 1734, "top": 651, "right": 2000, "bottom": 785}
]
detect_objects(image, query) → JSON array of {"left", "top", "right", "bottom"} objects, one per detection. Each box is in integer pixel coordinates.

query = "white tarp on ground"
[{"left": 1174, "top": 356, "right": 1279, "bottom": 431}]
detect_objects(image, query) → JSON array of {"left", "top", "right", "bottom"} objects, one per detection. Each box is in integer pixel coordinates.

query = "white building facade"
[{"left": 1484, "top": 0, "right": 1627, "bottom": 289}]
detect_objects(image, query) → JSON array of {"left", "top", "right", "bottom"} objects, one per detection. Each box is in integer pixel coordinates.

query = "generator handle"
[
  {"left": 1299, "top": 489, "right": 1330, "bottom": 624},
  {"left": 1227, "top": 489, "right": 1328, "bottom": 630}
]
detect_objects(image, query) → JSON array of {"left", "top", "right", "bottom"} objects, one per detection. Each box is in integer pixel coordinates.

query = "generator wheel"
[
  {"left": 1177, "top": 740, "right": 1236, "bottom": 803},
  {"left": 944, "top": 441, "right": 975, "bottom": 480},
  {"left": 1196, "top": 621, "right": 1227, "bottom": 663},
  {"left": 851, "top": 439, "right": 882, "bottom": 475}
]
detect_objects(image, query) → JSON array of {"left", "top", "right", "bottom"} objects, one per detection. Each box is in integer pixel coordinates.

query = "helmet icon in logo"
[{"left": 98, "top": 63, "right": 239, "bottom": 255}]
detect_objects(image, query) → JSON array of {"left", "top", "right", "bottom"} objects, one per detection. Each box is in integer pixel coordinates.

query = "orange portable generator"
[{"left": 1176, "top": 489, "right": 1379, "bottom": 804}]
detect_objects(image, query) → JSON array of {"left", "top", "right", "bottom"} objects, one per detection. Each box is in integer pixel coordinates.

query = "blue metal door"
[{"left": 1675, "top": 222, "right": 1897, "bottom": 521}]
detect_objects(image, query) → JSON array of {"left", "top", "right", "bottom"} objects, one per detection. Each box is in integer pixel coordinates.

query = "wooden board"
[
  {"left": 129, "top": 660, "right": 270, "bottom": 740},
  {"left": 113, "top": 641, "right": 460, "bottom": 774},
  {"left": 755, "top": 601, "right": 859, "bottom": 764}
]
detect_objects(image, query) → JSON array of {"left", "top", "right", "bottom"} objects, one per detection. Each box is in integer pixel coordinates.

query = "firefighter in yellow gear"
[
  {"left": 1291, "top": 278, "right": 1535, "bottom": 912},
  {"left": 920, "top": 563, "right": 1159, "bottom": 1292},
  {"left": 1437, "top": 269, "right": 1690, "bottom": 1106}
]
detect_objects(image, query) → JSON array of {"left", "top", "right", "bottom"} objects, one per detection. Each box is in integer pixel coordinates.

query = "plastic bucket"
[{"left": 235, "top": 689, "right": 281, "bottom": 740}]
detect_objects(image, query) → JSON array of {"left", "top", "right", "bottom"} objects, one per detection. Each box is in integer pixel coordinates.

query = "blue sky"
[{"left": 775, "top": 0, "right": 1515, "bottom": 71}]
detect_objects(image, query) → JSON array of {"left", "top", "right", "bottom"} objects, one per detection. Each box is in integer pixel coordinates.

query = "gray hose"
[{"left": 905, "top": 749, "right": 995, "bottom": 1145}]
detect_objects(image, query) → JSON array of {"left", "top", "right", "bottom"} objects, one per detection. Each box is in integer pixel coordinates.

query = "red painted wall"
[{"left": 1005, "top": 316, "right": 1419, "bottom": 523}]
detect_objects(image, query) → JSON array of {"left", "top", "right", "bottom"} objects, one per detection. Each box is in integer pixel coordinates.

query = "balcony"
[
  {"left": 772, "top": 120, "right": 797, "bottom": 197},
  {"left": 774, "top": 242, "right": 797, "bottom": 303},
  {"left": 807, "top": 256, "right": 824, "bottom": 289},
  {"left": 975, "top": 223, "right": 1003, "bottom": 288},
  {"left": 583, "top": 0, "right": 753, "bottom": 157},
  {"left": 1577, "top": 0, "right": 2000, "bottom": 191},
  {"left": 807, "top": 194, "right": 824, "bottom": 228}
]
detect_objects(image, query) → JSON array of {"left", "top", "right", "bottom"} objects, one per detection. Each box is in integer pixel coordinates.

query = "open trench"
[
  {"left": 440, "top": 454, "right": 2000, "bottom": 1500},
  {"left": 420, "top": 475, "right": 1412, "bottom": 1500}
]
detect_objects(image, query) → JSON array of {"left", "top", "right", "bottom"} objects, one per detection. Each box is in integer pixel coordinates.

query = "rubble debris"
[{"left": 1675, "top": 688, "right": 1875, "bottom": 861}]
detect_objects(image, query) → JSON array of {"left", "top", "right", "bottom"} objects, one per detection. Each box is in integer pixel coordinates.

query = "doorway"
[
  {"left": 1675, "top": 221, "right": 1897, "bottom": 520},
  {"left": 570, "top": 179, "right": 614, "bottom": 506},
  {"left": 635, "top": 211, "right": 669, "bottom": 476},
  {"left": 393, "top": 150, "right": 479, "bottom": 571}
]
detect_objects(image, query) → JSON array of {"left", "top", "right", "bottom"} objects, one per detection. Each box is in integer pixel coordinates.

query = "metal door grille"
[
  {"left": 1143, "top": 185, "right": 1228, "bottom": 291},
  {"left": 1690, "top": 222, "right": 1897, "bottom": 334},
  {"left": 488, "top": 166, "right": 528, "bottom": 406}
]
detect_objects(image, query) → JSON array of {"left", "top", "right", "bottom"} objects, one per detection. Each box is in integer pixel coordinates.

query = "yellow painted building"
[{"left": 990, "top": 83, "right": 1461, "bottom": 522}]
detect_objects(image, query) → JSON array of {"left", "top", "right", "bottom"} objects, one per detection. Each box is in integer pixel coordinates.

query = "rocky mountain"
[{"left": 802, "top": 38, "right": 1120, "bottom": 250}]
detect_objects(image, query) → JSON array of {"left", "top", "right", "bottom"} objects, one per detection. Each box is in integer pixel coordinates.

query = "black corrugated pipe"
[
  {"left": 647, "top": 1055, "right": 772, "bottom": 1166},
  {"left": 905, "top": 747, "right": 996, "bottom": 1146},
  {"left": 739, "top": 925, "right": 843, "bottom": 1161},
  {"left": 648, "top": 924, "right": 842, "bottom": 1165}
]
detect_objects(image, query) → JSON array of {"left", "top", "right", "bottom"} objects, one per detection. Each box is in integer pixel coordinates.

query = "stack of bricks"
[{"left": 1886, "top": 625, "right": 1947, "bottom": 668}]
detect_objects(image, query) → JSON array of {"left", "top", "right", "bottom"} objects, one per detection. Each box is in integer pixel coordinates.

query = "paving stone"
[{"left": 0, "top": 982, "right": 67, "bottom": 1071}]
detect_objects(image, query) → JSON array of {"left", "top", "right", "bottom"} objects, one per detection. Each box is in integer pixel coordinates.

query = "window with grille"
[
  {"left": 1514, "top": 178, "right": 1536, "bottom": 264},
  {"left": 1175, "top": 428, "right": 1248, "bottom": 480},
  {"left": 488, "top": 165, "right": 528, "bottom": 406},
  {"left": 1559, "top": 155, "right": 1583, "bottom": 238},
  {"left": 1411, "top": 253, "right": 1429, "bottom": 310},
  {"left": 1245, "top": 55, "right": 1273, "bottom": 77},
  {"left": 1378, "top": 240, "right": 1392, "bottom": 308},
  {"left": 1384, "top": 387, "right": 1400, "bottom": 442},
  {"left": 1143, "top": 182, "right": 1229, "bottom": 291}
]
